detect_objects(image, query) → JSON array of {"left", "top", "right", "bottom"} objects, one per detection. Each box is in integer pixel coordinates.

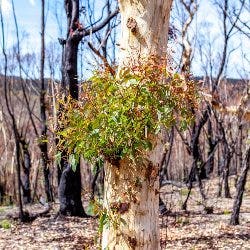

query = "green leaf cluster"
[{"left": 58, "top": 66, "right": 197, "bottom": 164}]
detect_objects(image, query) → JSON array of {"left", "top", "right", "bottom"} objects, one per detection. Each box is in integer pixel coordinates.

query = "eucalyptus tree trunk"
[{"left": 102, "top": 1, "right": 173, "bottom": 249}]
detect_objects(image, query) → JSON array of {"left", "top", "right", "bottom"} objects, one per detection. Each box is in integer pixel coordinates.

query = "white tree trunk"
[
  {"left": 102, "top": 1, "right": 173, "bottom": 249},
  {"left": 118, "top": 0, "right": 172, "bottom": 67},
  {"left": 102, "top": 141, "right": 165, "bottom": 250}
]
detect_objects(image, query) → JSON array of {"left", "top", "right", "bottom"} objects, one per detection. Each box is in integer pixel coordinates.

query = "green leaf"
[
  {"left": 69, "top": 154, "right": 78, "bottom": 172},
  {"left": 57, "top": 66, "right": 197, "bottom": 164},
  {"left": 99, "top": 213, "right": 108, "bottom": 233}
]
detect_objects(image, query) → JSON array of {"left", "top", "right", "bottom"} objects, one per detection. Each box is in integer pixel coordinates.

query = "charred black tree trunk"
[
  {"left": 57, "top": 0, "right": 118, "bottom": 217},
  {"left": 237, "top": 124, "right": 243, "bottom": 174},
  {"left": 0, "top": 184, "right": 5, "bottom": 204},
  {"left": 181, "top": 163, "right": 196, "bottom": 210},
  {"left": 223, "top": 155, "right": 232, "bottom": 198},
  {"left": 160, "top": 127, "right": 174, "bottom": 184},
  {"left": 58, "top": 162, "right": 86, "bottom": 216},
  {"left": 189, "top": 108, "right": 209, "bottom": 182},
  {"left": 206, "top": 118, "right": 215, "bottom": 176},
  {"left": 58, "top": 0, "right": 87, "bottom": 217},
  {"left": 13, "top": 130, "right": 25, "bottom": 220},
  {"left": 181, "top": 109, "right": 209, "bottom": 210},
  {"left": 40, "top": 0, "right": 53, "bottom": 202},
  {"left": 20, "top": 138, "right": 31, "bottom": 204},
  {"left": 230, "top": 147, "right": 250, "bottom": 225},
  {"left": 90, "top": 162, "right": 101, "bottom": 201},
  {"left": 217, "top": 119, "right": 233, "bottom": 198}
]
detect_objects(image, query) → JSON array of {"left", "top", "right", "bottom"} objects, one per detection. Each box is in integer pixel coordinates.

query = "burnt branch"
[{"left": 88, "top": 42, "right": 115, "bottom": 76}]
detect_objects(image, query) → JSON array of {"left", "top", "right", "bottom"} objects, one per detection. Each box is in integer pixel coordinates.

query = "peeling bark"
[
  {"left": 102, "top": 1, "right": 173, "bottom": 248},
  {"left": 102, "top": 160, "right": 160, "bottom": 249}
]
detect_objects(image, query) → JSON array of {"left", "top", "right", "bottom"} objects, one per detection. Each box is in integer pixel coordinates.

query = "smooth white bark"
[
  {"left": 118, "top": 0, "right": 172, "bottom": 67},
  {"left": 102, "top": 1, "right": 173, "bottom": 249}
]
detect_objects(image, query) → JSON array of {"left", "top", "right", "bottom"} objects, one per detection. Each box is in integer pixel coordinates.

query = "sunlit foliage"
[{"left": 58, "top": 59, "right": 198, "bottom": 165}]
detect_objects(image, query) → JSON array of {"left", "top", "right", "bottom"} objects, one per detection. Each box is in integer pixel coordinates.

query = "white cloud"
[
  {"left": 0, "top": 0, "right": 11, "bottom": 16},
  {"left": 29, "top": 0, "right": 35, "bottom": 6}
]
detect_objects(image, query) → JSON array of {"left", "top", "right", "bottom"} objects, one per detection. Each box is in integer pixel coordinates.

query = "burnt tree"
[
  {"left": 58, "top": 0, "right": 118, "bottom": 216},
  {"left": 20, "top": 137, "right": 31, "bottom": 204},
  {"left": 58, "top": 0, "right": 86, "bottom": 216},
  {"left": 10, "top": 0, "right": 32, "bottom": 205},
  {"left": 0, "top": 5, "right": 24, "bottom": 221},
  {"left": 0, "top": 184, "right": 4, "bottom": 204},
  {"left": 40, "top": 0, "right": 53, "bottom": 202},
  {"left": 230, "top": 146, "right": 250, "bottom": 225}
]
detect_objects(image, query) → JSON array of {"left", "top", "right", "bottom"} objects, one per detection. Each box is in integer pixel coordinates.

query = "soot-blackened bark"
[
  {"left": 217, "top": 118, "right": 233, "bottom": 198},
  {"left": 20, "top": 138, "right": 31, "bottom": 204},
  {"left": 58, "top": 0, "right": 118, "bottom": 217},
  {"left": 58, "top": 161, "right": 87, "bottom": 216},
  {"left": 40, "top": 0, "right": 53, "bottom": 202},
  {"left": 0, "top": 184, "right": 4, "bottom": 204},
  {"left": 181, "top": 108, "right": 209, "bottom": 210},
  {"left": 191, "top": 109, "right": 209, "bottom": 180},
  {"left": 230, "top": 147, "right": 250, "bottom": 225},
  {"left": 65, "top": 39, "right": 79, "bottom": 99},
  {"left": 58, "top": 0, "right": 86, "bottom": 217},
  {"left": 223, "top": 155, "right": 232, "bottom": 198},
  {"left": 206, "top": 118, "right": 215, "bottom": 176},
  {"left": 159, "top": 196, "right": 167, "bottom": 215}
]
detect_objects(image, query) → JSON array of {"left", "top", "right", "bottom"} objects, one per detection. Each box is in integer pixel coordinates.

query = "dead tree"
[
  {"left": 58, "top": 0, "right": 118, "bottom": 216},
  {"left": 57, "top": 0, "right": 86, "bottom": 216},
  {"left": 0, "top": 184, "right": 5, "bottom": 204},
  {"left": 230, "top": 145, "right": 250, "bottom": 225},
  {"left": 11, "top": 0, "right": 34, "bottom": 205},
  {"left": 20, "top": 136, "right": 31, "bottom": 204},
  {"left": 40, "top": 0, "right": 53, "bottom": 202},
  {"left": 0, "top": 6, "right": 24, "bottom": 221},
  {"left": 215, "top": 114, "right": 236, "bottom": 198}
]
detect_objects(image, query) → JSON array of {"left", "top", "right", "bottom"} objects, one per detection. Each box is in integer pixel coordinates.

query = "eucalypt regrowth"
[{"left": 57, "top": 59, "right": 198, "bottom": 165}]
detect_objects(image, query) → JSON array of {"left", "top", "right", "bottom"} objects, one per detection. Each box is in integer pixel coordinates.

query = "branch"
[
  {"left": 88, "top": 42, "right": 115, "bottom": 76},
  {"left": 174, "top": 125, "right": 192, "bottom": 154},
  {"left": 69, "top": 8, "right": 119, "bottom": 43},
  {"left": 84, "top": 8, "right": 119, "bottom": 36}
]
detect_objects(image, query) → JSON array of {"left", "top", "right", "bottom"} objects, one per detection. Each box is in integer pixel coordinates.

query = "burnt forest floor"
[{"left": 0, "top": 176, "right": 249, "bottom": 250}]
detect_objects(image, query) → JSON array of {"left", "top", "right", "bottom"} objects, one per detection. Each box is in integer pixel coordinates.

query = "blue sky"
[
  {"left": 1, "top": 0, "right": 58, "bottom": 50},
  {"left": 0, "top": 0, "right": 249, "bottom": 79}
]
